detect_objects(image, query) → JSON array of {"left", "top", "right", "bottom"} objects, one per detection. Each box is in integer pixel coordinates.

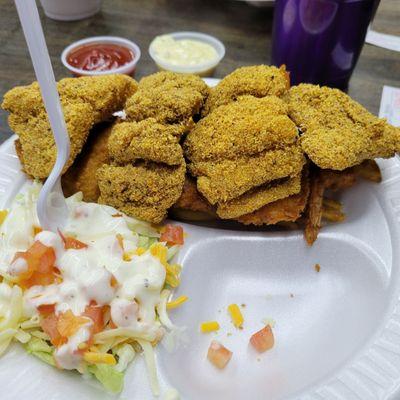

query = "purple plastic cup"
[{"left": 271, "top": 0, "right": 380, "bottom": 90}]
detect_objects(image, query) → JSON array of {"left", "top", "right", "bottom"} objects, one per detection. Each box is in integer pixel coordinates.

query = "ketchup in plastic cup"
[
  {"left": 61, "top": 36, "right": 141, "bottom": 77},
  {"left": 67, "top": 43, "right": 134, "bottom": 72}
]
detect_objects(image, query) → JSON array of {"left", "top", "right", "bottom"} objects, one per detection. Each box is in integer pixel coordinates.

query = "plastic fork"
[{"left": 14, "top": 0, "right": 70, "bottom": 231}]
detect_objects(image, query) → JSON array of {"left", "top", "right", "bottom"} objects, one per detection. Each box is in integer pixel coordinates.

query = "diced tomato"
[
  {"left": 207, "top": 340, "right": 232, "bottom": 369},
  {"left": 37, "top": 304, "right": 56, "bottom": 316},
  {"left": 64, "top": 237, "right": 88, "bottom": 250},
  {"left": 13, "top": 241, "right": 57, "bottom": 288},
  {"left": 58, "top": 229, "right": 88, "bottom": 250},
  {"left": 249, "top": 325, "right": 275, "bottom": 353},
  {"left": 40, "top": 313, "right": 66, "bottom": 347},
  {"left": 160, "top": 224, "right": 184, "bottom": 246},
  {"left": 83, "top": 303, "right": 105, "bottom": 335},
  {"left": 57, "top": 310, "right": 90, "bottom": 338}
]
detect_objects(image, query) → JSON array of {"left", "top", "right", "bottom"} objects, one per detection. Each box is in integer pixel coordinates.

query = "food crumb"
[
  {"left": 290, "top": 293, "right": 294, "bottom": 298},
  {"left": 262, "top": 318, "right": 276, "bottom": 328},
  {"left": 241, "top": 303, "right": 246, "bottom": 308},
  {"left": 314, "top": 263, "right": 321, "bottom": 273}
]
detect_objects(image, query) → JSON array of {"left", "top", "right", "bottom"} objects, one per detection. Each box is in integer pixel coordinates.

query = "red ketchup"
[{"left": 67, "top": 43, "right": 135, "bottom": 73}]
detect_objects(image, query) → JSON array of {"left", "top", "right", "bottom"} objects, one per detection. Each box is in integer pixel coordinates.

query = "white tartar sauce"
[
  {"left": 152, "top": 34, "right": 218, "bottom": 67},
  {"left": 0, "top": 183, "right": 169, "bottom": 370}
]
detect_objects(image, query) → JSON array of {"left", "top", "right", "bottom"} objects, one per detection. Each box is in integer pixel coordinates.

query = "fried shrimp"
[
  {"left": 2, "top": 74, "right": 137, "bottom": 178},
  {"left": 288, "top": 84, "right": 400, "bottom": 170},
  {"left": 203, "top": 65, "right": 290, "bottom": 115}
]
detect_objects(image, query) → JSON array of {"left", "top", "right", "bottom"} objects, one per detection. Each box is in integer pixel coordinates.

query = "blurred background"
[{"left": 0, "top": 0, "right": 399, "bottom": 142}]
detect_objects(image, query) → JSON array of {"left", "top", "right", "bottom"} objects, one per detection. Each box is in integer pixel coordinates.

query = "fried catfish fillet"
[
  {"left": 108, "top": 119, "right": 183, "bottom": 166},
  {"left": 62, "top": 123, "right": 113, "bottom": 202},
  {"left": 125, "top": 71, "right": 209, "bottom": 130},
  {"left": 237, "top": 173, "right": 310, "bottom": 225},
  {"left": 287, "top": 84, "right": 400, "bottom": 170},
  {"left": 203, "top": 65, "right": 290, "bottom": 115},
  {"left": 97, "top": 162, "right": 185, "bottom": 223},
  {"left": 185, "top": 96, "right": 304, "bottom": 205},
  {"left": 185, "top": 95, "right": 297, "bottom": 163},
  {"left": 2, "top": 74, "right": 137, "bottom": 178},
  {"left": 173, "top": 176, "right": 215, "bottom": 215},
  {"left": 189, "top": 146, "right": 304, "bottom": 205},
  {"left": 98, "top": 116, "right": 186, "bottom": 223},
  {"left": 217, "top": 174, "right": 302, "bottom": 219}
]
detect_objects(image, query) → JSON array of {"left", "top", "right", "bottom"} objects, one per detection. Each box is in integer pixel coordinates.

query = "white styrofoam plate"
[{"left": 1, "top": 79, "right": 400, "bottom": 400}]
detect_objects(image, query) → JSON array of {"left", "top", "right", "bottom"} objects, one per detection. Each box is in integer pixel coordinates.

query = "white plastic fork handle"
[{"left": 14, "top": 0, "right": 70, "bottom": 231}]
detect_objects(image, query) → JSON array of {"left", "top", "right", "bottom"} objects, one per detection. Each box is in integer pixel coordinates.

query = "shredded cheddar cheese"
[
  {"left": 200, "top": 321, "right": 220, "bottom": 333},
  {"left": 167, "top": 295, "right": 188, "bottom": 309},
  {"left": 83, "top": 351, "right": 116, "bottom": 365},
  {"left": 228, "top": 304, "right": 244, "bottom": 328}
]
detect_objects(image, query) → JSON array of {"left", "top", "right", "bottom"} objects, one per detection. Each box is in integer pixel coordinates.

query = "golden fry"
[
  {"left": 354, "top": 159, "right": 382, "bottom": 183},
  {"left": 304, "top": 173, "right": 325, "bottom": 246}
]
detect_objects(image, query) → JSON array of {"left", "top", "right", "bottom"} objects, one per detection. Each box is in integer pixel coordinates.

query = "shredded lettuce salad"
[{"left": 0, "top": 183, "right": 187, "bottom": 395}]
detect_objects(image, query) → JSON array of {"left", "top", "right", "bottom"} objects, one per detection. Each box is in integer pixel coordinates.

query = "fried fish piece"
[
  {"left": 97, "top": 162, "right": 186, "bottom": 224},
  {"left": 2, "top": 74, "right": 137, "bottom": 179},
  {"left": 184, "top": 96, "right": 298, "bottom": 163},
  {"left": 203, "top": 65, "right": 290, "bottom": 115},
  {"left": 173, "top": 176, "right": 215, "bottom": 214},
  {"left": 287, "top": 84, "right": 400, "bottom": 170},
  {"left": 185, "top": 95, "right": 304, "bottom": 204},
  {"left": 190, "top": 146, "right": 305, "bottom": 204},
  {"left": 217, "top": 175, "right": 302, "bottom": 219},
  {"left": 62, "top": 123, "right": 113, "bottom": 202},
  {"left": 55, "top": 74, "right": 137, "bottom": 122},
  {"left": 9, "top": 103, "right": 94, "bottom": 179},
  {"left": 237, "top": 174, "right": 310, "bottom": 225},
  {"left": 125, "top": 71, "right": 209, "bottom": 130},
  {"left": 108, "top": 119, "right": 183, "bottom": 166}
]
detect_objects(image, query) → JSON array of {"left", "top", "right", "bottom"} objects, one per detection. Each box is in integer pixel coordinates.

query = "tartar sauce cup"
[
  {"left": 61, "top": 36, "right": 141, "bottom": 77},
  {"left": 149, "top": 31, "right": 225, "bottom": 77}
]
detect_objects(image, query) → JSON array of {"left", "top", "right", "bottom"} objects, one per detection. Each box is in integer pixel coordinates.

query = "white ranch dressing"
[
  {"left": 0, "top": 183, "right": 168, "bottom": 370},
  {"left": 152, "top": 34, "right": 218, "bottom": 66}
]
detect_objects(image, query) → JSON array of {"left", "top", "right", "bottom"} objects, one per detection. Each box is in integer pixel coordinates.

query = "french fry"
[
  {"left": 319, "top": 169, "right": 357, "bottom": 191},
  {"left": 304, "top": 172, "right": 325, "bottom": 246},
  {"left": 354, "top": 159, "right": 382, "bottom": 183},
  {"left": 322, "top": 208, "right": 346, "bottom": 222},
  {"left": 322, "top": 198, "right": 342, "bottom": 211}
]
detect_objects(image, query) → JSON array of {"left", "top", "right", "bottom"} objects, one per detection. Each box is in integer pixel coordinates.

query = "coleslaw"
[{"left": 0, "top": 182, "right": 186, "bottom": 394}]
